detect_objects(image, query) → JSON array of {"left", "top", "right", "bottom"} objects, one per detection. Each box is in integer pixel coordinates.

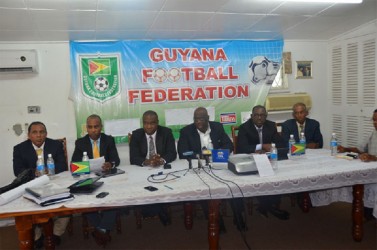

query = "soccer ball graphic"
[
  {"left": 153, "top": 68, "right": 167, "bottom": 83},
  {"left": 167, "top": 68, "right": 181, "bottom": 82},
  {"left": 248, "top": 56, "right": 280, "bottom": 85},
  {"left": 94, "top": 77, "right": 109, "bottom": 91}
]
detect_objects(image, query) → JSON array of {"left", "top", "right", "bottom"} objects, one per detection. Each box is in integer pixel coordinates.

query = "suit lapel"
[{"left": 155, "top": 129, "right": 163, "bottom": 154}]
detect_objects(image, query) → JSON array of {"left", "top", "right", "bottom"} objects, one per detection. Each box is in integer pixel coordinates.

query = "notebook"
[
  {"left": 70, "top": 161, "right": 90, "bottom": 176},
  {"left": 94, "top": 168, "right": 125, "bottom": 178},
  {"left": 68, "top": 176, "right": 103, "bottom": 194}
]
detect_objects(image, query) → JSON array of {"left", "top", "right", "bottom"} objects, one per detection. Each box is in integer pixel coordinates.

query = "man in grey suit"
[{"left": 281, "top": 102, "right": 323, "bottom": 148}]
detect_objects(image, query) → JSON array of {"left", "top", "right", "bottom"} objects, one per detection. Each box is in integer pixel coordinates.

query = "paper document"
[
  {"left": 0, "top": 175, "right": 49, "bottom": 206},
  {"left": 89, "top": 157, "right": 105, "bottom": 172},
  {"left": 253, "top": 154, "right": 275, "bottom": 177}
]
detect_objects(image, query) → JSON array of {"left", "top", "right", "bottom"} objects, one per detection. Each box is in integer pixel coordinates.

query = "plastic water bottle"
[
  {"left": 330, "top": 133, "right": 338, "bottom": 156},
  {"left": 299, "top": 132, "right": 306, "bottom": 145},
  {"left": 82, "top": 151, "right": 89, "bottom": 162},
  {"left": 288, "top": 134, "right": 296, "bottom": 156},
  {"left": 270, "top": 143, "right": 278, "bottom": 170},
  {"left": 36, "top": 155, "right": 45, "bottom": 176},
  {"left": 46, "top": 154, "right": 55, "bottom": 176}
]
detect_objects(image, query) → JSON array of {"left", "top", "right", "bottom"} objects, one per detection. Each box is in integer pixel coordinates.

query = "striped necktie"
[
  {"left": 93, "top": 140, "right": 100, "bottom": 159},
  {"left": 299, "top": 124, "right": 304, "bottom": 135},
  {"left": 148, "top": 136, "right": 156, "bottom": 159}
]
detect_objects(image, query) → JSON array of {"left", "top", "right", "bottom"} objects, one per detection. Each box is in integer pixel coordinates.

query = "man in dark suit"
[
  {"left": 13, "top": 121, "right": 68, "bottom": 248},
  {"left": 177, "top": 107, "right": 233, "bottom": 232},
  {"left": 130, "top": 110, "right": 177, "bottom": 166},
  {"left": 129, "top": 110, "right": 176, "bottom": 225},
  {"left": 237, "top": 105, "right": 289, "bottom": 220},
  {"left": 178, "top": 107, "right": 233, "bottom": 158},
  {"left": 281, "top": 102, "right": 323, "bottom": 148},
  {"left": 71, "top": 114, "right": 120, "bottom": 247}
]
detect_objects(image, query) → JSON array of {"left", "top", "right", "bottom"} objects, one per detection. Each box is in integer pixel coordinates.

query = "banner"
[{"left": 70, "top": 40, "right": 284, "bottom": 142}]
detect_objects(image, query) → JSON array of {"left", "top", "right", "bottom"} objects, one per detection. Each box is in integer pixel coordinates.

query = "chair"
[
  {"left": 55, "top": 138, "right": 122, "bottom": 237},
  {"left": 128, "top": 133, "right": 171, "bottom": 229}
]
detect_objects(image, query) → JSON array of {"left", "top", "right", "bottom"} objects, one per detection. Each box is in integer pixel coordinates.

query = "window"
[{"left": 271, "top": 68, "right": 289, "bottom": 90}]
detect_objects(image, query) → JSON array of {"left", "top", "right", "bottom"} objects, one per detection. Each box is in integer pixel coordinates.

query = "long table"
[{"left": 1, "top": 149, "right": 377, "bottom": 250}]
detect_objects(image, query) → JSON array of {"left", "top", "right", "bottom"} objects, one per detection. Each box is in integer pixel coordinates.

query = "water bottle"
[
  {"left": 36, "top": 155, "right": 45, "bottom": 176},
  {"left": 270, "top": 143, "right": 278, "bottom": 170},
  {"left": 288, "top": 134, "right": 296, "bottom": 156},
  {"left": 330, "top": 133, "right": 338, "bottom": 156},
  {"left": 46, "top": 154, "right": 55, "bottom": 176},
  {"left": 299, "top": 132, "right": 306, "bottom": 145},
  {"left": 82, "top": 151, "right": 89, "bottom": 162}
]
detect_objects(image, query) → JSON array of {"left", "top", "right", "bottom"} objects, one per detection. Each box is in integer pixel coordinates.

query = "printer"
[{"left": 228, "top": 154, "right": 258, "bottom": 175}]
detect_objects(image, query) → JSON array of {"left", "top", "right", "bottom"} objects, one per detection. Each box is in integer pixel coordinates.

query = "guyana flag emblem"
[
  {"left": 79, "top": 55, "right": 121, "bottom": 103},
  {"left": 70, "top": 161, "right": 90, "bottom": 175},
  {"left": 291, "top": 143, "right": 306, "bottom": 155}
]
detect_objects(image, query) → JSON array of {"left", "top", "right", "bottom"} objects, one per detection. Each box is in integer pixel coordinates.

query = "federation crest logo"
[{"left": 80, "top": 55, "right": 121, "bottom": 103}]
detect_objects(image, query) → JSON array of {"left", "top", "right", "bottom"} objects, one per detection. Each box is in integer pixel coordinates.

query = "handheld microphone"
[
  {"left": 182, "top": 151, "right": 194, "bottom": 169},
  {"left": 201, "top": 147, "right": 212, "bottom": 166}
]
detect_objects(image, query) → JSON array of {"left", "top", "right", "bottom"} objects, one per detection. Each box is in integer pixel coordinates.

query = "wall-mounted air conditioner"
[
  {"left": 266, "top": 93, "right": 312, "bottom": 112},
  {"left": 0, "top": 50, "right": 38, "bottom": 73}
]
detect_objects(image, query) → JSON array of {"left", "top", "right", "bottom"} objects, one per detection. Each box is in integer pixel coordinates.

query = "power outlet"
[{"left": 27, "top": 106, "right": 41, "bottom": 113}]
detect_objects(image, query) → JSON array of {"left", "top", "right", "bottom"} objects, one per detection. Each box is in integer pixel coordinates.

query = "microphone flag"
[
  {"left": 70, "top": 161, "right": 90, "bottom": 175},
  {"left": 291, "top": 143, "right": 306, "bottom": 155}
]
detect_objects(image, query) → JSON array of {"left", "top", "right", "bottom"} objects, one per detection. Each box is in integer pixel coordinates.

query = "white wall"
[{"left": 0, "top": 40, "right": 330, "bottom": 186}]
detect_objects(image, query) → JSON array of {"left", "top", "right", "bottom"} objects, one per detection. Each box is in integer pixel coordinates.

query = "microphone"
[
  {"left": 182, "top": 151, "right": 194, "bottom": 169},
  {"left": 196, "top": 154, "right": 203, "bottom": 169},
  {"left": 201, "top": 147, "right": 212, "bottom": 166}
]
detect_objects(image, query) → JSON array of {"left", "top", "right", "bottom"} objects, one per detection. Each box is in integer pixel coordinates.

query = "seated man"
[
  {"left": 71, "top": 114, "right": 120, "bottom": 247},
  {"left": 281, "top": 102, "right": 323, "bottom": 148},
  {"left": 178, "top": 107, "right": 233, "bottom": 231},
  {"left": 337, "top": 109, "right": 377, "bottom": 219},
  {"left": 237, "top": 105, "right": 289, "bottom": 220},
  {"left": 130, "top": 110, "right": 177, "bottom": 167},
  {"left": 13, "top": 121, "right": 69, "bottom": 248},
  {"left": 129, "top": 110, "right": 177, "bottom": 225}
]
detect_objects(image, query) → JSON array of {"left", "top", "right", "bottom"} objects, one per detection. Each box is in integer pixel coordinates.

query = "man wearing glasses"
[
  {"left": 177, "top": 107, "right": 233, "bottom": 232},
  {"left": 237, "top": 105, "right": 289, "bottom": 220}
]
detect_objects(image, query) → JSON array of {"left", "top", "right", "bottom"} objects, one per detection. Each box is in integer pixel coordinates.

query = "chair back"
[
  {"left": 231, "top": 126, "right": 239, "bottom": 154},
  {"left": 56, "top": 137, "right": 68, "bottom": 171},
  {"left": 128, "top": 133, "right": 132, "bottom": 145}
]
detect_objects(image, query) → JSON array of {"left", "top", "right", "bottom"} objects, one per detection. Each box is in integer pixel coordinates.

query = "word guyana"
[{"left": 142, "top": 48, "right": 238, "bottom": 83}]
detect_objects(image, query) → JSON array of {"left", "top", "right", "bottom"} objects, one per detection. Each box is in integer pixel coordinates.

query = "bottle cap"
[
  {"left": 37, "top": 155, "right": 42, "bottom": 159},
  {"left": 290, "top": 134, "right": 294, "bottom": 138},
  {"left": 48, "top": 153, "right": 52, "bottom": 157},
  {"left": 271, "top": 143, "right": 276, "bottom": 147},
  {"left": 83, "top": 151, "right": 87, "bottom": 155}
]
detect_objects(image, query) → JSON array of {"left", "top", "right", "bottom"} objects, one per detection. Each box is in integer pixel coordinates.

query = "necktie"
[
  {"left": 149, "top": 136, "right": 156, "bottom": 158},
  {"left": 93, "top": 140, "right": 100, "bottom": 159},
  {"left": 299, "top": 124, "right": 304, "bottom": 135},
  {"left": 36, "top": 148, "right": 43, "bottom": 156},
  {"left": 257, "top": 128, "right": 263, "bottom": 145}
]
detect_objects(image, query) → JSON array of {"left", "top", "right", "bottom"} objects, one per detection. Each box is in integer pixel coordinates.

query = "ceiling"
[{"left": 0, "top": 0, "right": 376, "bottom": 42}]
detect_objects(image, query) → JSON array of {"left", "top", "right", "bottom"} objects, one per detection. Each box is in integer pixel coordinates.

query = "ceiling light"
[{"left": 274, "top": 0, "right": 362, "bottom": 3}]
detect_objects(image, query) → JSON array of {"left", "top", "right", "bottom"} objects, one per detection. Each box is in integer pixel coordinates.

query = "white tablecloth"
[{"left": 0, "top": 149, "right": 376, "bottom": 217}]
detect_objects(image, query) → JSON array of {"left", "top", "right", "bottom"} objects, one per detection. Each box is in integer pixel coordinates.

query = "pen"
[{"left": 164, "top": 185, "right": 173, "bottom": 190}]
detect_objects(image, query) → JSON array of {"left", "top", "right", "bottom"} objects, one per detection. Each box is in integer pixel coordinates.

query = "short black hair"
[
  {"left": 28, "top": 121, "right": 47, "bottom": 133},
  {"left": 143, "top": 110, "right": 158, "bottom": 119},
  {"left": 87, "top": 114, "right": 102, "bottom": 124},
  {"left": 374, "top": 109, "right": 377, "bottom": 113},
  {"left": 252, "top": 105, "right": 266, "bottom": 114}
]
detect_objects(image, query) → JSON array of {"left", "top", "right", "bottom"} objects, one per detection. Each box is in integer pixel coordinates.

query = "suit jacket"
[
  {"left": 71, "top": 133, "right": 120, "bottom": 166},
  {"left": 237, "top": 119, "right": 284, "bottom": 154},
  {"left": 129, "top": 126, "right": 177, "bottom": 166},
  {"left": 13, "top": 138, "right": 66, "bottom": 177},
  {"left": 177, "top": 121, "right": 233, "bottom": 159},
  {"left": 281, "top": 118, "right": 323, "bottom": 148}
]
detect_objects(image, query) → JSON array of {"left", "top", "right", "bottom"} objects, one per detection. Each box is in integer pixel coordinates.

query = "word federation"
[{"left": 128, "top": 85, "right": 249, "bottom": 104}]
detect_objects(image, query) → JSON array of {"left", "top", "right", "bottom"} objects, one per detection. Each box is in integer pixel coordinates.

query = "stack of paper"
[{"left": 23, "top": 183, "right": 74, "bottom": 206}]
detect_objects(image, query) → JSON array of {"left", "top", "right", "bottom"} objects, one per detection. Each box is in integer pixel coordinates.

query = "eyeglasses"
[{"left": 252, "top": 113, "right": 267, "bottom": 118}]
